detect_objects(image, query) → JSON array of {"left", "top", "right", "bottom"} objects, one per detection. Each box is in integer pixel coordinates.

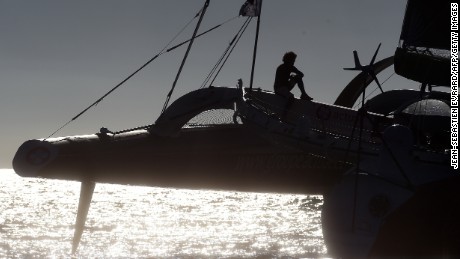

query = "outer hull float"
[{"left": 13, "top": 125, "right": 346, "bottom": 194}]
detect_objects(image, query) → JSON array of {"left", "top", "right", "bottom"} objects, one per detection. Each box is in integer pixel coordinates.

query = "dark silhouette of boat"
[{"left": 12, "top": 0, "right": 458, "bottom": 257}]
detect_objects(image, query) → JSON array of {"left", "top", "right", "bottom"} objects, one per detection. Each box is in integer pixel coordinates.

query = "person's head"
[{"left": 282, "top": 51, "right": 297, "bottom": 65}]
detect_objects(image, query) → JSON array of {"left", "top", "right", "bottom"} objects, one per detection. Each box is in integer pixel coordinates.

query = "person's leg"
[
  {"left": 292, "top": 75, "right": 313, "bottom": 100},
  {"left": 287, "top": 76, "right": 297, "bottom": 92},
  {"left": 294, "top": 76, "right": 306, "bottom": 94}
]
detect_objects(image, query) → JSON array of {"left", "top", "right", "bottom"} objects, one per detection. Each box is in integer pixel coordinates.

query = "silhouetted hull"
[
  {"left": 13, "top": 125, "right": 347, "bottom": 194},
  {"left": 369, "top": 175, "right": 460, "bottom": 257}
]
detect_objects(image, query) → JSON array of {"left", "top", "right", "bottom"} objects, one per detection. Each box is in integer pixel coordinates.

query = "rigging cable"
[
  {"left": 167, "top": 15, "right": 238, "bottom": 54},
  {"left": 44, "top": 8, "right": 201, "bottom": 140},
  {"left": 208, "top": 18, "right": 252, "bottom": 88},
  {"left": 160, "top": 0, "right": 210, "bottom": 115},
  {"left": 110, "top": 19, "right": 240, "bottom": 135},
  {"left": 200, "top": 17, "right": 251, "bottom": 88},
  {"left": 249, "top": 0, "right": 263, "bottom": 91},
  {"left": 344, "top": 106, "right": 415, "bottom": 190},
  {"left": 350, "top": 84, "right": 368, "bottom": 232},
  {"left": 365, "top": 110, "right": 415, "bottom": 190},
  {"left": 200, "top": 17, "right": 252, "bottom": 89},
  {"left": 352, "top": 72, "right": 395, "bottom": 109},
  {"left": 45, "top": 5, "right": 237, "bottom": 139}
]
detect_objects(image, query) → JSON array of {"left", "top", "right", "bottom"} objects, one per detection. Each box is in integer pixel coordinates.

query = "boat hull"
[{"left": 13, "top": 125, "right": 346, "bottom": 194}]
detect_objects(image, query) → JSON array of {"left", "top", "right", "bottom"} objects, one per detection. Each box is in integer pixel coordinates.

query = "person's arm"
[{"left": 292, "top": 66, "right": 304, "bottom": 77}]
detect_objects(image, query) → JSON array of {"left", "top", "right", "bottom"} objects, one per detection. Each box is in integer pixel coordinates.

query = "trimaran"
[{"left": 12, "top": 0, "right": 458, "bottom": 257}]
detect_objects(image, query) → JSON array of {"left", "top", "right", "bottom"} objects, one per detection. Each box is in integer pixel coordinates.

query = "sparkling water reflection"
[{"left": 0, "top": 169, "right": 327, "bottom": 258}]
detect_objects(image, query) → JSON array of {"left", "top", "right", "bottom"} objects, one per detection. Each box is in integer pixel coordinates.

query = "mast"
[
  {"left": 249, "top": 0, "right": 263, "bottom": 91},
  {"left": 161, "top": 0, "right": 211, "bottom": 114}
]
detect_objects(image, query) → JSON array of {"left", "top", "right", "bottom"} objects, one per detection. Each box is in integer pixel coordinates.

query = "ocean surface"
[{"left": 0, "top": 169, "right": 328, "bottom": 258}]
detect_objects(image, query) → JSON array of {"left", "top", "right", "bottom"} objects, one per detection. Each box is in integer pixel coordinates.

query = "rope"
[
  {"left": 200, "top": 17, "right": 251, "bottom": 88},
  {"left": 44, "top": 8, "right": 202, "bottom": 140},
  {"left": 111, "top": 19, "right": 240, "bottom": 135},
  {"left": 45, "top": 5, "right": 240, "bottom": 139},
  {"left": 357, "top": 110, "right": 415, "bottom": 190},
  {"left": 351, "top": 87, "right": 369, "bottom": 231},
  {"left": 208, "top": 18, "right": 252, "bottom": 87},
  {"left": 112, "top": 124, "right": 154, "bottom": 135},
  {"left": 373, "top": 126, "right": 415, "bottom": 191},
  {"left": 167, "top": 15, "right": 238, "bottom": 54},
  {"left": 249, "top": 2, "right": 263, "bottom": 91},
  {"left": 158, "top": 7, "right": 203, "bottom": 56},
  {"left": 342, "top": 107, "right": 362, "bottom": 163},
  {"left": 160, "top": 0, "right": 210, "bottom": 115},
  {"left": 353, "top": 72, "right": 395, "bottom": 109},
  {"left": 200, "top": 17, "right": 252, "bottom": 88}
]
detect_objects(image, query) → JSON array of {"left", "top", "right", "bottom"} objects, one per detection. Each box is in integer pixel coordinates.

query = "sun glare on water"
[{"left": 0, "top": 169, "right": 327, "bottom": 258}]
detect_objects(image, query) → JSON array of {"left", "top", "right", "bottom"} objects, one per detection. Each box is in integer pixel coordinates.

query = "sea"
[{"left": 0, "top": 169, "right": 329, "bottom": 259}]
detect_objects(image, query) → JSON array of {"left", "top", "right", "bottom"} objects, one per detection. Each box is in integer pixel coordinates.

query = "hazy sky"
[{"left": 0, "top": 0, "right": 412, "bottom": 168}]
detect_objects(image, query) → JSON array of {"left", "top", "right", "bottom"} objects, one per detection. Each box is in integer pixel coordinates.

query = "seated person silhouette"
[{"left": 274, "top": 51, "right": 313, "bottom": 101}]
